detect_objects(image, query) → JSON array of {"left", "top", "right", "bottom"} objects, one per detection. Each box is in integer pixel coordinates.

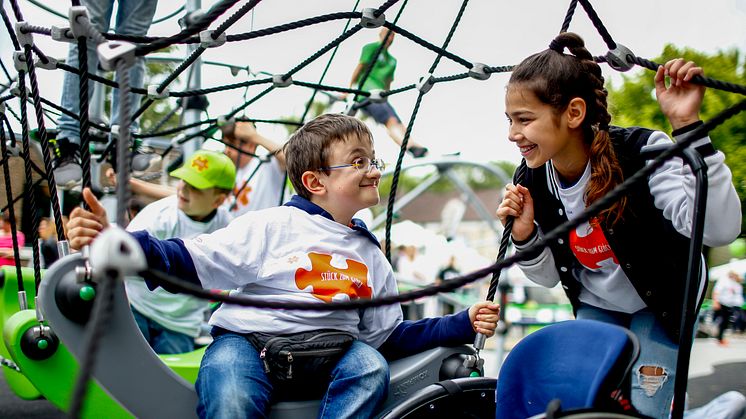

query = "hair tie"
[{"left": 548, "top": 39, "right": 564, "bottom": 53}]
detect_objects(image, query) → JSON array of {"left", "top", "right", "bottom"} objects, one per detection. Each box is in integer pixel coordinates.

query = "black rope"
[
  {"left": 384, "top": 0, "right": 470, "bottom": 261},
  {"left": 560, "top": 0, "right": 579, "bottom": 33},
  {"left": 229, "top": 157, "right": 268, "bottom": 212},
  {"left": 628, "top": 56, "right": 746, "bottom": 96},
  {"left": 428, "top": 0, "right": 469, "bottom": 73},
  {"left": 132, "top": 0, "right": 262, "bottom": 121},
  {"left": 14, "top": 72, "right": 42, "bottom": 288},
  {"left": 299, "top": 0, "right": 361, "bottom": 124},
  {"left": 67, "top": 271, "right": 116, "bottom": 419},
  {"left": 135, "top": 0, "right": 242, "bottom": 56},
  {"left": 384, "top": 91, "right": 424, "bottom": 261},
  {"left": 143, "top": 99, "right": 746, "bottom": 311},
  {"left": 77, "top": 36, "right": 93, "bottom": 200},
  {"left": 0, "top": 119, "right": 26, "bottom": 295},
  {"left": 486, "top": 163, "right": 526, "bottom": 301},
  {"left": 577, "top": 0, "right": 616, "bottom": 50},
  {"left": 27, "top": 0, "right": 66, "bottom": 20},
  {"left": 383, "top": 22, "right": 473, "bottom": 69}
]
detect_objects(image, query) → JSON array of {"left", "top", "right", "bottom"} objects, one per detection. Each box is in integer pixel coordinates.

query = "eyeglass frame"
[{"left": 319, "top": 156, "right": 386, "bottom": 174}]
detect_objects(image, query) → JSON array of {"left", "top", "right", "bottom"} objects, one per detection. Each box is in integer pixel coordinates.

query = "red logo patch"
[{"left": 568, "top": 218, "right": 618, "bottom": 270}]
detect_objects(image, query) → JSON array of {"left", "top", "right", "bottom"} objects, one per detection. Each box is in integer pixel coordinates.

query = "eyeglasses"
[{"left": 321, "top": 157, "right": 386, "bottom": 174}]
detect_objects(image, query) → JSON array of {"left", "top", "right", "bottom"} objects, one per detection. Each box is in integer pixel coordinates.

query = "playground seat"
[{"left": 495, "top": 319, "right": 640, "bottom": 419}]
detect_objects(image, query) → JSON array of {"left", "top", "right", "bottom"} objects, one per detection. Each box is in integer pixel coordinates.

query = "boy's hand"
[
  {"left": 67, "top": 188, "right": 109, "bottom": 250},
  {"left": 469, "top": 301, "right": 500, "bottom": 337}
]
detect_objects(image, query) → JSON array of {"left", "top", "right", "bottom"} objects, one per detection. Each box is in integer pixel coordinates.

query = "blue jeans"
[
  {"left": 131, "top": 308, "right": 195, "bottom": 355},
  {"left": 196, "top": 330, "right": 389, "bottom": 419},
  {"left": 576, "top": 304, "right": 679, "bottom": 419},
  {"left": 57, "top": 0, "right": 158, "bottom": 143}
]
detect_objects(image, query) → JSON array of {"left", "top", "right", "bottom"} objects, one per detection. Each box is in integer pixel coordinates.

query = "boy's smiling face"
[{"left": 319, "top": 135, "right": 381, "bottom": 220}]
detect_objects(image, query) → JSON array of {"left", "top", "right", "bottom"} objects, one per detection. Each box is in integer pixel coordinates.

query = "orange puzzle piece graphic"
[
  {"left": 295, "top": 252, "right": 373, "bottom": 302},
  {"left": 192, "top": 156, "right": 209, "bottom": 171}
]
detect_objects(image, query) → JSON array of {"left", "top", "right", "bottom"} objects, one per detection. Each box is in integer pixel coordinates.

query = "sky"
[{"left": 1, "top": 0, "right": 745, "bottom": 166}]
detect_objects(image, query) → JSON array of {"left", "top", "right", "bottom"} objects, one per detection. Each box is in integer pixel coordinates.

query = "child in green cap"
[{"left": 124, "top": 150, "right": 236, "bottom": 354}]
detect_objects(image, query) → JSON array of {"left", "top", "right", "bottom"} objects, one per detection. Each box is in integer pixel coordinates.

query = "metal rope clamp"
[
  {"left": 35, "top": 56, "right": 58, "bottom": 70},
  {"left": 216, "top": 115, "right": 235, "bottom": 127},
  {"left": 605, "top": 43, "right": 635, "bottom": 72},
  {"left": 14, "top": 22, "right": 34, "bottom": 48},
  {"left": 368, "top": 89, "right": 386, "bottom": 103},
  {"left": 360, "top": 8, "right": 385, "bottom": 29},
  {"left": 416, "top": 73, "right": 435, "bottom": 94},
  {"left": 199, "top": 30, "right": 227, "bottom": 48},
  {"left": 468, "top": 62, "right": 491, "bottom": 81},
  {"left": 51, "top": 26, "right": 75, "bottom": 43},
  {"left": 68, "top": 6, "right": 90, "bottom": 40},
  {"left": 12, "top": 52, "right": 27, "bottom": 72},
  {"left": 89, "top": 227, "right": 147, "bottom": 279},
  {"left": 272, "top": 74, "right": 292, "bottom": 88},
  {"left": 97, "top": 41, "right": 136, "bottom": 71},
  {"left": 75, "top": 246, "right": 94, "bottom": 282},
  {"left": 147, "top": 85, "right": 169, "bottom": 100},
  {"left": 344, "top": 100, "right": 359, "bottom": 117}
]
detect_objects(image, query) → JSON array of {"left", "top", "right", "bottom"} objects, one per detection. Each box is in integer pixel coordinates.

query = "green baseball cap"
[{"left": 170, "top": 150, "right": 236, "bottom": 190}]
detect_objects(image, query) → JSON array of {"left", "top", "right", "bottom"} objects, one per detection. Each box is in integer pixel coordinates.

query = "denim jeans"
[
  {"left": 195, "top": 330, "right": 389, "bottom": 419},
  {"left": 131, "top": 308, "right": 195, "bottom": 355},
  {"left": 576, "top": 304, "right": 679, "bottom": 419},
  {"left": 57, "top": 0, "right": 158, "bottom": 143}
]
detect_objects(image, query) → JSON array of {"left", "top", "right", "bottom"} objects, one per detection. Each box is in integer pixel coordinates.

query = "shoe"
[
  {"left": 407, "top": 146, "right": 428, "bottom": 158},
  {"left": 717, "top": 339, "right": 729, "bottom": 347},
  {"left": 52, "top": 138, "right": 83, "bottom": 188}
]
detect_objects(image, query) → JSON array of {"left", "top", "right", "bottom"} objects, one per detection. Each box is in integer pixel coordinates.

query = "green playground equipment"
[
  {"left": 1, "top": 266, "right": 42, "bottom": 400},
  {"left": 0, "top": 264, "right": 209, "bottom": 417}
]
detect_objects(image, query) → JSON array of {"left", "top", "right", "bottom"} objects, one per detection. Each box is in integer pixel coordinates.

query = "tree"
[{"left": 607, "top": 46, "right": 746, "bottom": 232}]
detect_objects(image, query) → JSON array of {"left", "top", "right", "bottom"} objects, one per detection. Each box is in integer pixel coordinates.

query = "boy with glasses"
[{"left": 67, "top": 113, "right": 499, "bottom": 418}]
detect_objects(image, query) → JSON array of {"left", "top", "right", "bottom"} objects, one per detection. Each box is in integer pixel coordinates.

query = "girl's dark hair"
[{"left": 510, "top": 32, "right": 625, "bottom": 225}]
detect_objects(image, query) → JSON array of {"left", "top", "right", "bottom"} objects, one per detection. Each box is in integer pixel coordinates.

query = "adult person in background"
[{"left": 53, "top": 0, "right": 159, "bottom": 187}]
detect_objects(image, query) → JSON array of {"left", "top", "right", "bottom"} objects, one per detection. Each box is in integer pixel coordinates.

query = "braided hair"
[{"left": 510, "top": 32, "right": 625, "bottom": 225}]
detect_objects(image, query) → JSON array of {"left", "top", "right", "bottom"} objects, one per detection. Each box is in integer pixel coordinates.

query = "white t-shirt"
[
  {"left": 125, "top": 196, "right": 232, "bottom": 337},
  {"left": 714, "top": 276, "right": 745, "bottom": 308},
  {"left": 549, "top": 162, "right": 646, "bottom": 313},
  {"left": 185, "top": 205, "right": 403, "bottom": 349},
  {"left": 222, "top": 157, "right": 285, "bottom": 217}
]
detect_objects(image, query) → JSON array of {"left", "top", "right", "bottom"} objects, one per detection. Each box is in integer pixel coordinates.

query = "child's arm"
[
  {"left": 378, "top": 302, "right": 499, "bottom": 360},
  {"left": 234, "top": 122, "right": 286, "bottom": 170},
  {"left": 67, "top": 188, "right": 202, "bottom": 291}
]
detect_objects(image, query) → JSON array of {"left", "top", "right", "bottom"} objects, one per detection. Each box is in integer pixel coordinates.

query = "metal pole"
[{"left": 181, "top": 0, "right": 203, "bottom": 160}]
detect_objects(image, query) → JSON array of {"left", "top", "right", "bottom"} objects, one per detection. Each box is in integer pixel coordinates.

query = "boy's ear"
[
  {"left": 565, "top": 97, "right": 586, "bottom": 129},
  {"left": 212, "top": 190, "right": 230, "bottom": 208},
  {"left": 301, "top": 170, "right": 326, "bottom": 196}
]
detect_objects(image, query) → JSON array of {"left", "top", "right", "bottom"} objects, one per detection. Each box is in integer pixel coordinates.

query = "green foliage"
[{"left": 607, "top": 46, "right": 746, "bottom": 233}]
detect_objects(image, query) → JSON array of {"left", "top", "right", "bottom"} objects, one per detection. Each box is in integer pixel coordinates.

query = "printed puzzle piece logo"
[
  {"left": 192, "top": 156, "right": 209, "bottom": 171},
  {"left": 295, "top": 252, "right": 372, "bottom": 302},
  {"left": 232, "top": 185, "right": 252, "bottom": 210}
]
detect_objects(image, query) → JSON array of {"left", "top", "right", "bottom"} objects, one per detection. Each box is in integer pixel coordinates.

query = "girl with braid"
[{"left": 497, "top": 32, "right": 740, "bottom": 417}]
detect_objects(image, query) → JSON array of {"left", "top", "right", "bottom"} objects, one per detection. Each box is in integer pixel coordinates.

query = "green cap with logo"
[{"left": 170, "top": 150, "right": 236, "bottom": 190}]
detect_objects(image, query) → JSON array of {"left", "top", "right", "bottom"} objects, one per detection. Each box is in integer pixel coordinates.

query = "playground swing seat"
[{"left": 495, "top": 319, "right": 646, "bottom": 419}]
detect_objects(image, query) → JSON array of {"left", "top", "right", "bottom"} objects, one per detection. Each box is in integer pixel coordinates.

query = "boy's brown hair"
[{"left": 284, "top": 114, "right": 373, "bottom": 199}]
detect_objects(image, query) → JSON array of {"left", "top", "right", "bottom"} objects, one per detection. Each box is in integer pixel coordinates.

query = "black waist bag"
[{"left": 248, "top": 329, "right": 355, "bottom": 389}]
